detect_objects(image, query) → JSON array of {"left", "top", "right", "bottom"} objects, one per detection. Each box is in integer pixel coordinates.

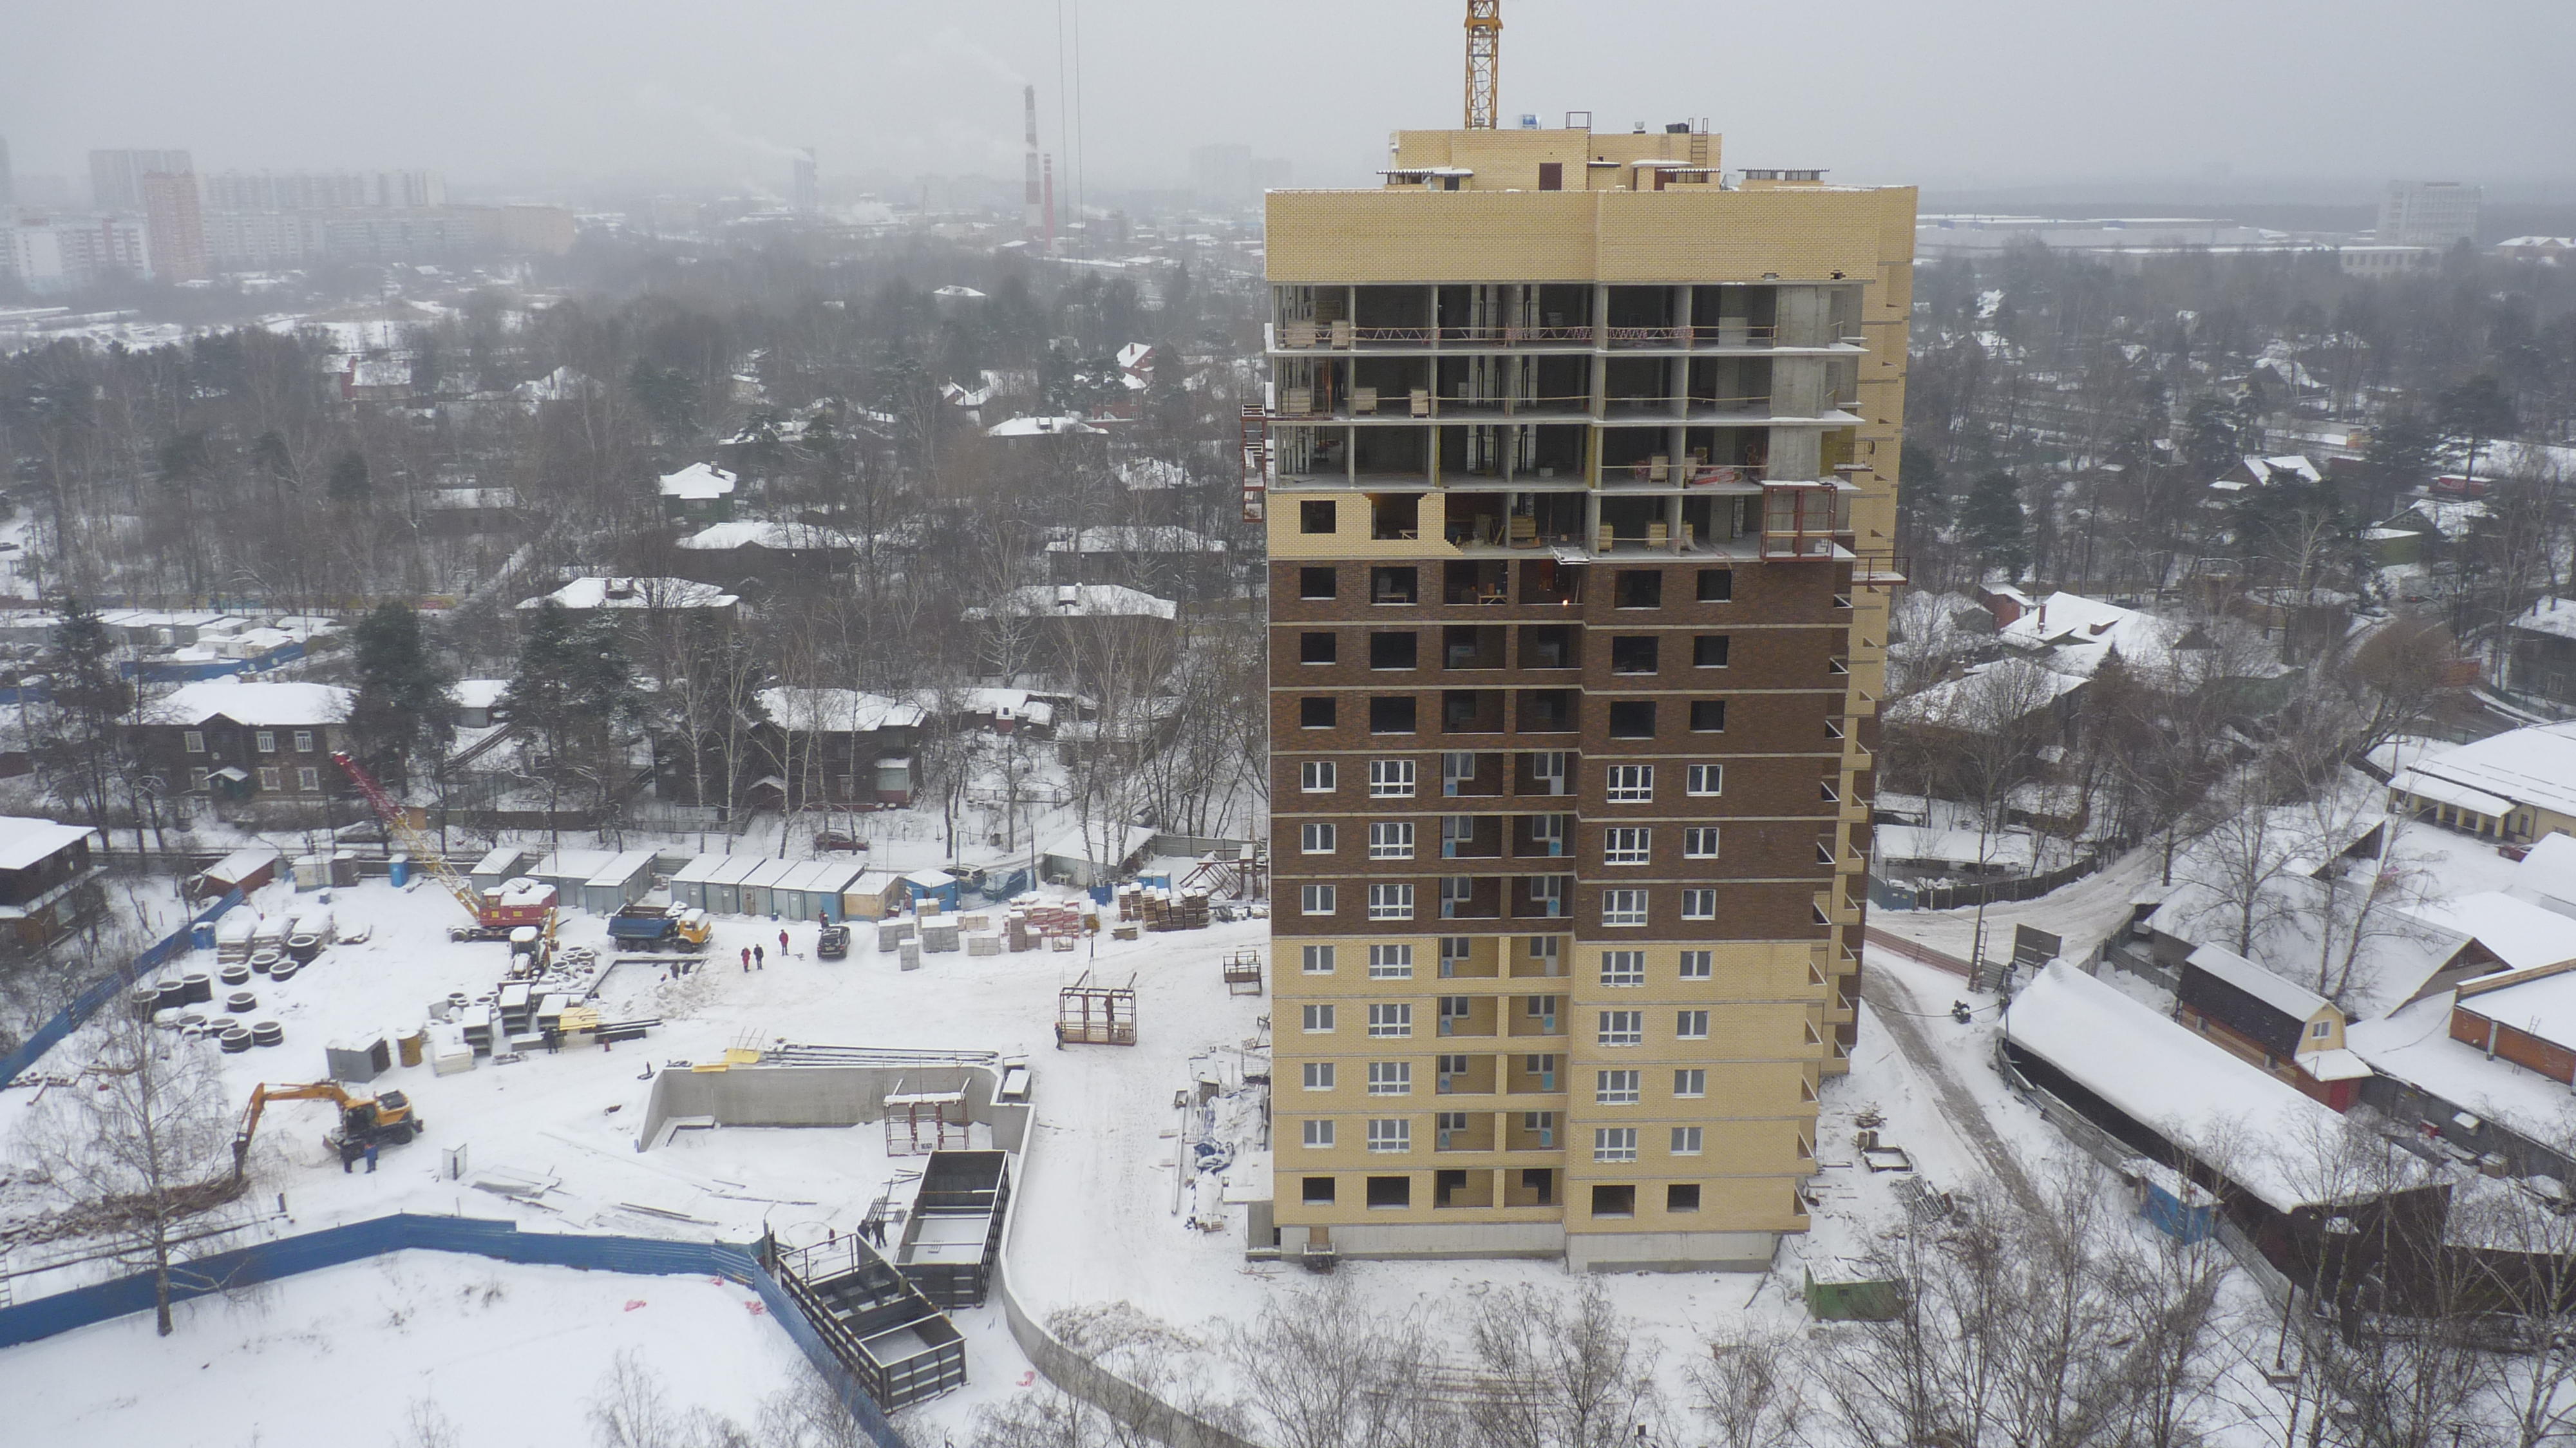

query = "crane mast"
[
  {"left": 331, "top": 750, "right": 489, "bottom": 926},
  {"left": 1464, "top": 1, "right": 1501, "bottom": 129}
]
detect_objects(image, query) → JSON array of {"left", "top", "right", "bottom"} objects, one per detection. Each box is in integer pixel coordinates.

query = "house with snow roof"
[
  {"left": 2174, "top": 944, "right": 2369, "bottom": 1110},
  {"left": 0, "top": 815, "right": 108, "bottom": 953},
  {"left": 2206, "top": 453, "right": 2322, "bottom": 497},
  {"left": 2387, "top": 722, "right": 2576, "bottom": 844},
  {"left": 2503, "top": 596, "right": 2576, "bottom": 706},
  {"left": 133, "top": 676, "right": 355, "bottom": 815},
  {"left": 656, "top": 462, "right": 739, "bottom": 524}
]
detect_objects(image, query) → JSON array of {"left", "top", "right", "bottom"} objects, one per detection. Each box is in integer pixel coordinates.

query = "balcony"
[
  {"left": 1508, "top": 999, "right": 1564, "bottom": 1039},
  {"left": 1439, "top": 816, "right": 1503, "bottom": 861},
  {"left": 1510, "top": 876, "right": 1571, "bottom": 919},
  {"left": 1437, "top": 995, "right": 1497, "bottom": 1038},
  {"left": 1443, "top": 625, "right": 1508, "bottom": 671},
  {"left": 1511, "top": 815, "right": 1570, "bottom": 858},
  {"left": 1441, "top": 751, "right": 1505, "bottom": 797},
  {"left": 1435, "top": 1052, "right": 1497, "bottom": 1092},
  {"left": 1432, "top": 1167, "right": 1494, "bottom": 1207}
]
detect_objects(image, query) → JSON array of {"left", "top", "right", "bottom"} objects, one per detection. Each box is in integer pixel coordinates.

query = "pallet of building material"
[
  {"left": 1004, "top": 912, "right": 1032, "bottom": 952},
  {"left": 921, "top": 924, "right": 961, "bottom": 953},
  {"left": 965, "top": 931, "right": 1001, "bottom": 957},
  {"left": 958, "top": 913, "right": 989, "bottom": 933},
  {"left": 878, "top": 920, "right": 915, "bottom": 952},
  {"left": 900, "top": 940, "right": 922, "bottom": 972}
]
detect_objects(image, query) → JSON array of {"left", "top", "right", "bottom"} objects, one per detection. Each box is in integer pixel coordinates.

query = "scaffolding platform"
[{"left": 1054, "top": 971, "right": 1137, "bottom": 1047}]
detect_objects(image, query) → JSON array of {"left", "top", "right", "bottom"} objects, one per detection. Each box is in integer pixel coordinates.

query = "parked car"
[
  {"left": 814, "top": 830, "right": 867, "bottom": 853},
  {"left": 817, "top": 924, "right": 851, "bottom": 959}
]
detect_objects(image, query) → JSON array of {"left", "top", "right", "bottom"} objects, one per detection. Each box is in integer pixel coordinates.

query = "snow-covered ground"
[{"left": 0, "top": 1251, "right": 816, "bottom": 1447}]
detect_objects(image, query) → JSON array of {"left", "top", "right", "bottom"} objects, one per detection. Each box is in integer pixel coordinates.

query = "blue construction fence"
[
  {"left": 0, "top": 887, "right": 243, "bottom": 1089},
  {"left": 0, "top": 1212, "right": 908, "bottom": 1447}
]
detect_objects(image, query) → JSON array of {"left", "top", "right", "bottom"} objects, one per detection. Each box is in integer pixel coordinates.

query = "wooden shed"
[{"left": 843, "top": 870, "right": 907, "bottom": 920}]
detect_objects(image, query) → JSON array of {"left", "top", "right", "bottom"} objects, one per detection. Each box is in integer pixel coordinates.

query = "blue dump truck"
[{"left": 607, "top": 902, "right": 712, "bottom": 953}]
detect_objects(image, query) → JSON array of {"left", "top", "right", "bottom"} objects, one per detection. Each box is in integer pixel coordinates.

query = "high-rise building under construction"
[{"left": 1260, "top": 117, "right": 1913, "bottom": 1271}]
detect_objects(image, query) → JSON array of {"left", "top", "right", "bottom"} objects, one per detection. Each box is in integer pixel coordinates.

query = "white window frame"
[
  {"left": 1599, "top": 950, "right": 1645, "bottom": 987},
  {"left": 255, "top": 730, "right": 277, "bottom": 754},
  {"left": 1368, "top": 943, "right": 1415, "bottom": 979},
  {"left": 1300, "top": 761, "right": 1338, "bottom": 793},
  {"left": 1367, "top": 882, "right": 1416, "bottom": 921},
  {"left": 1368, "top": 758, "right": 1417, "bottom": 798},
  {"left": 183, "top": 730, "right": 205, "bottom": 754},
  {"left": 2310, "top": 1020, "right": 2332, "bottom": 1040},
  {"left": 1367, "top": 1061, "right": 1412, "bottom": 1096},
  {"left": 1595, "top": 1069, "right": 1641, "bottom": 1105},
  {"left": 1593, "top": 1127, "right": 1638, "bottom": 1163},
  {"left": 1367, "top": 1118, "right": 1411, "bottom": 1153},
  {"left": 1303, "top": 1119, "right": 1336, "bottom": 1148},
  {"left": 1671, "top": 1126, "right": 1704, "bottom": 1156},
  {"left": 1678, "top": 950, "right": 1712, "bottom": 980},
  {"left": 1676, "top": 1009, "right": 1710, "bottom": 1040},
  {"left": 293, "top": 730, "right": 314, "bottom": 753},
  {"left": 1674, "top": 1067, "right": 1707, "bottom": 1098},
  {"left": 298, "top": 767, "right": 320, "bottom": 792},
  {"left": 1683, "top": 826, "right": 1721, "bottom": 859},
  {"left": 1303, "top": 1062, "right": 1336, "bottom": 1091},
  {"left": 258, "top": 766, "right": 281, "bottom": 792},
  {"left": 1368, "top": 819, "right": 1416, "bottom": 859},
  {"left": 1300, "top": 822, "right": 1337, "bottom": 855},
  {"left": 1367, "top": 1003, "right": 1414, "bottom": 1038},
  {"left": 1602, "top": 826, "right": 1650, "bottom": 865},
  {"left": 1680, "top": 888, "right": 1716, "bottom": 920},
  {"left": 1602, "top": 889, "right": 1648, "bottom": 928},
  {"left": 1685, "top": 763, "right": 1723, "bottom": 796},
  {"left": 1604, "top": 763, "right": 1654, "bottom": 803},
  {"left": 1300, "top": 884, "right": 1338, "bottom": 916},
  {"left": 1302, "top": 1004, "right": 1337, "bottom": 1033},
  {"left": 1598, "top": 1010, "right": 1643, "bottom": 1047},
  {"left": 1302, "top": 944, "right": 1337, "bottom": 975}
]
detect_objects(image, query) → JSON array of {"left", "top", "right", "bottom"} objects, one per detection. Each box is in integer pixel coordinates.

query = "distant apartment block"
[
  {"left": 2, "top": 214, "right": 150, "bottom": 291},
  {"left": 202, "top": 169, "right": 446, "bottom": 211},
  {"left": 2380, "top": 180, "right": 2481, "bottom": 249},
  {"left": 88, "top": 148, "right": 192, "bottom": 211},
  {"left": 139, "top": 169, "right": 208, "bottom": 281},
  {"left": 204, "top": 202, "right": 575, "bottom": 268}
]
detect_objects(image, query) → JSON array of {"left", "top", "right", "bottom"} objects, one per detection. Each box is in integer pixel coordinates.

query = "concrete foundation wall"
[
  {"left": 637, "top": 1063, "right": 1028, "bottom": 1152},
  {"left": 1565, "top": 1228, "right": 1778, "bottom": 1274},
  {"left": 1282, "top": 1220, "right": 1567, "bottom": 1261}
]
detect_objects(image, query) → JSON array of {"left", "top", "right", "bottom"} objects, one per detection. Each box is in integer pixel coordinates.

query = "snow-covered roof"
[
  {"left": 2005, "top": 961, "right": 2351, "bottom": 1212},
  {"left": 2404, "top": 891, "right": 2576, "bottom": 973},
  {"left": 911, "top": 687, "right": 1055, "bottom": 727},
  {"left": 2510, "top": 833, "right": 2576, "bottom": 918},
  {"left": 1039, "top": 823, "right": 1155, "bottom": 869},
  {"left": 2185, "top": 943, "right": 2332, "bottom": 1023},
  {"left": 932, "top": 285, "right": 987, "bottom": 300},
  {"left": 2392, "top": 723, "right": 2576, "bottom": 821},
  {"left": 2458, "top": 968, "right": 2576, "bottom": 1056},
  {"left": 518, "top": 576, "right": 738, "bottom": 611},
  {"left": 985, "top": 415, "right": 1106, "bottom": 438},
  {"left": 1996, "top": 591, "right": 2215, "bottom": 679},
  {"left": 976, "top": 584, "right": 1177, "bottom": 621},
  {"left": 657, "top": 462, "right": 737, "bottom": 500},
  {"left": 1117, "top": 457, "right": 1189, "bottom": 491},
  {"left": 1870, "top": 823, "right": 2037, "bottom": 870},
  {"left": 2237, "top": 454, "right": 2323, "bottom": 487},
  {"left": 2349, "top": 992, "right": 2576, "bottom": 1145},
  {"left": 2510, "top": 597, "right": 2576, "bottom": 642},
  {"left": 1043, "top": 526, "right": 1227, "bottom": 557},
  {"left": 152, "top": 678, "right": 352, "bottom": 729},
  {"left": 1883, "top": 658, "right": 2083, "bottom": 729},
  {"left": 0, "top": 816, "right": 95, "bottom": 872},
  {"left": 755, "top": 687, "right": 926, "bottom": 735},
  {"left": 676, "top": 520, "right": 855, "bottom": 552}
]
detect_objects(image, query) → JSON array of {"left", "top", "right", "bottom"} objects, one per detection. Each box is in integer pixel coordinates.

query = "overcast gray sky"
[{"left": 5, "top": 0, "right": 2570, "bottom": 198}]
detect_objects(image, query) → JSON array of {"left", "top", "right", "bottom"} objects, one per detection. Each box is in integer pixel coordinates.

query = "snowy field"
[{"left": 0, "top": 1251, "right": 817, "bottom": 1447}]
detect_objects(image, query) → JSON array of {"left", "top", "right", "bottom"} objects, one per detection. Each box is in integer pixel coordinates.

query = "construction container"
[
  {"left": 843, "top": 870, "right": 907, "bottom": 920},
  {"left": 327, "top": 1035, "right": 390, "bottom": 1082},
  {"left": 580, "top": 852, "right": 657, "bottom": 915},
  {"left": 388, "top": 853, "right": 412, "bottom": 887},
  {"left": 704, "top": 855, "right": 762, "bottom": 915},
  {"left": 190, "top": 920, "right": 216, "bottom": 951},
  {"left": 470, "top": 847, "right": 531, "bottom": 893},
  {"left": 737, "top": 857, "right": 797, "bottom": 918}
]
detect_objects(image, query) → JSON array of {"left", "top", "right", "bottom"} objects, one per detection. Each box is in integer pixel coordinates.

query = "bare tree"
[
  {"left": 15, "top": 1011, "right": 239, "bottom": 1335},
  {"left": 1228, "top": 1282, "right": 1462, "bottom": 1448},
  {"left": 1467, "top": 1280, "right": 1661, "bottom": 1448},
  {"left": 1690, "top": 1329, "right": 1810, "bottom": 1448}
]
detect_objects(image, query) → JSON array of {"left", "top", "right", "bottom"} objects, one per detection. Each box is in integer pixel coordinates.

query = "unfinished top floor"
[{"left": 1374, "top": 122, "right": 1803, "bottom": 195}]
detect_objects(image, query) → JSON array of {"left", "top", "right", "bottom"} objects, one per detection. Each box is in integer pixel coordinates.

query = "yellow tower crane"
[{"left": 1464, "top": 1, "right": 1501, "bottom": 130}]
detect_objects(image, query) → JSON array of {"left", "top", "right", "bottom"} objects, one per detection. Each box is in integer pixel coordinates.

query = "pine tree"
[
  {"left": 41, "top": 596, "right": 134, "bottom": 839},
  {"left": 1958, "top": 470, "right": 2029, "bottom": 580},
  {"left": 2438, "top": 374, "right": 2519, "bottom": 484},
  {"left": 326, "top": 452, "right": 370, "bottom": 503},
  {"left": 348, "top": 602, "right": 455, "bottom": 789}
]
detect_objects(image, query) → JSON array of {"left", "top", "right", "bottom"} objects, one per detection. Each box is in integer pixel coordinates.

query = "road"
[{"left": 1859, "top": 966, "right": 2045, "bottom": 1219}]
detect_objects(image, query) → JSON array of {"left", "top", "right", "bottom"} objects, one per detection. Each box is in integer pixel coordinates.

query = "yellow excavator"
[{"left": 233, "top": 1081, "right": 424, "bottom": 1179}]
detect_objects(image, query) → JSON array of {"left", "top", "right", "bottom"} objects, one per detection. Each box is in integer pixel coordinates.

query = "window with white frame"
[
  {"left": 1300, "top": 822, "right": 1337, "bottom": 854},
  {"left": 1367, "top": 1118, "right": 1411, "bottom": 1153},
  {"left": 1300, "top": 761, "right": 1338, "bottom": 793},
  {"left": 1683, "top": 826, "right": 1721, "bottom": 859},
  {"left": 293, "top": 730, "right": 314, "bottom": 753},
  {"left": 1671, "top": 1126, "right": 1704, "bottom": 1156},
  {"left": 1685, "top": 763, "right": 1723, "bottom": 795},
  {"left": 255, "top": 731, "right": 278, "bottom": 754},
  {"left": 1368, "top": 882, "right": 1415, "bottom": 920},
  {"left": 183, "top": 730, "right": 205, "bottom": 754},
  {"left": 1368, "top": 943, "right": 1414, "bottom": 978},
  {"left": 1302, "top": 945, "right": 1337, "bottom": 974},
  {"left": 1301, "top": 1004, "right": 1337, "bottom": 1033},
  {"left": 1368, "top": 1003, "right": 1413, "bottom": 1038},
  {"left": 188, "top": 768, "right": 209, "bottom": 791},
  {"left": 1367, "top": 1061, "right": 1412, "bottom": 1096},
  {"left": 1593, "top": 1127, "right": 1638, "bottom": 1163},
  {"left": 1368, "top": 758, "right": 1417, "bottom": 797},
  {"left": 1602, "top": 889, "right": 1648, "bottom": 927},
  {"left": 1676, "top": 1009, "right": 1710, "bottom": 1039},
  {"left": 1602, "top": 827, "right": 1650, "bottom": 865},
  {"left": 258, "top": 767, "right": 281, "bottom": 792},
  {"left": 1598, "top": 1010, "right": 1643, "bottom": 1046},
  {"left": 1599, "top": 950, "right": 1645, "bottom": 987},
  {"left": 298, "top": 767, "right": 319, "bottom": 792},
  {"left": 1302, "top": 1119, "right": 1335, "bottom": 1148},
  {"left": 1678, "top": 950, "right": 1712, "bottom": 979},
  {"left": 1303, "top": 1062, "right": 1336, "bottom": 1090},
  {"left": 1605, "top": 764, "right": 1654, "bottom": 803},
  {"left": 1522, "top": 1110, "right": 1557, "bottom": 1147},
  {"left": 2310, "top": 1020, "right": 2332, "bottom": 1039},
  {"left": 1673, "top": 1067, "right": 1707, "bottom": 1098},
  {"left": 1368, "top": 820, "right": 1415, "bottom": 859},
  {"left": 1595, "top": 1069, "right": 1641, "bottom": 1105},
  {"left": 1680, "top": 888, "right": 1716, "bottom": 920},
  {"left": 1300, "top": 884, "right": 1338, "bottom": 916}
]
